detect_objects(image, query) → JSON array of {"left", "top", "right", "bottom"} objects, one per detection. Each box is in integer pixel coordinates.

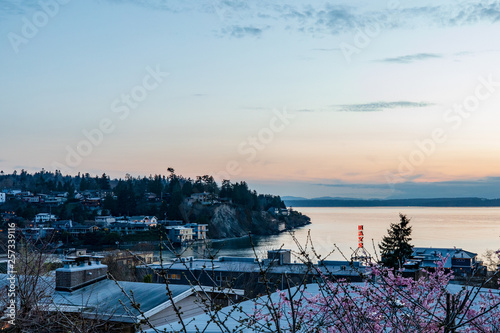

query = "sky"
[{"left": 1, "top": 0, "right": 500, "bottom": 199}]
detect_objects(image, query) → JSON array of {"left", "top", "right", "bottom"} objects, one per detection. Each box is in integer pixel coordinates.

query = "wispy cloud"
[
  {"left": 312, "top": 47, "right": 340, "bottom": 52},
  {"left": 378, "top": 53, "right": 442, "bottom": 64},
  {"left": 105, "top": 0, "right": 191, "bottom": 13},
  {"left": 234, "top": 2, "right": 500, "bottom": 37},
  {"left": 226, "top": 1, "right": 500, "bottom": 37},
  {"left": 334, "top": 101, "right": 433, "bottom": 112},
  {"left": 222, "top": 25, "right": 265, "bottom": 38},
  {"left": 5, "top": 0, "right": 500, "bottom": 33},
  {"left": 0, "top": 0, "right": 44, "bottom": 16},
  {"left": 240, "top": 106, "right": 267, "bottom": 110}
]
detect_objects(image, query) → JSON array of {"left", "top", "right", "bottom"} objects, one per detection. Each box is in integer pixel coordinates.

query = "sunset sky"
[{"left": 2, "top": 0, "right": 500, "bottom": 199}]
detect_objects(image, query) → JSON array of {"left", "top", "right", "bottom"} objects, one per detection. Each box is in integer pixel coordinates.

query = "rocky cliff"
[{"left": 185, "top": 203, "right": 311, "bottom": 239}]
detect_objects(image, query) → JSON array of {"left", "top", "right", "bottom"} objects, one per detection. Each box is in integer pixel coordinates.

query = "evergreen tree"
[
  {"left": 99, "top": 173, "right": 111, "bottom": 190},
  {"left": 379, "top": 213, "right": 413, "bottom": 269}
]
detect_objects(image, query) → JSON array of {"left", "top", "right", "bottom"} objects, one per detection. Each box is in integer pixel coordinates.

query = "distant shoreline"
[{"left": 284, "top": 197, "right": 500, "bottom": 207}]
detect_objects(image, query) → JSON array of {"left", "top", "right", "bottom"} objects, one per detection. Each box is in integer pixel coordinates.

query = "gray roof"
[
  {"left": 0, "top": 274, "right": 193, "bottom": 324},
  {"left": 143, "top": 257, "right": 365, "bottom": 277},
  {"left": 51, "top": 279, "right": 192, "bottom": 322}
]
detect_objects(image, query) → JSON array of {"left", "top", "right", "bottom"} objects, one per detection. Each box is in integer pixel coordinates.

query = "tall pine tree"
[{"left": 379, "top": 213, "right": 413, "bottom": 269}]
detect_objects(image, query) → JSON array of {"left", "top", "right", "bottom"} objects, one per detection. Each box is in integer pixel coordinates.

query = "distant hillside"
[
  {"left": 281, "top": 196, "right": 308, "bottom": 201},
  {"left": 284, "top": 197, "right": 500, "bottom": 207},
  {"left": 310, "top": 196, "right": 359, "bottom": 201},
  {"left": 0, "top": 170, "right": 311, "bottom": 239}
]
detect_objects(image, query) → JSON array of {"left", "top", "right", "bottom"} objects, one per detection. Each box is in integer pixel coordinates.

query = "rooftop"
[
  {"left": 51, "top": 279, "right": 193, "bottom": 323},
  {"left": 143, "top": 255, "right": 364, "bottom": 277}
]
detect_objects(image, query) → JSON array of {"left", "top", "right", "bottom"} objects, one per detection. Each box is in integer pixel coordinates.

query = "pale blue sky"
[{"left": 2, "top": 0, "right": 500, "bottom": 198}]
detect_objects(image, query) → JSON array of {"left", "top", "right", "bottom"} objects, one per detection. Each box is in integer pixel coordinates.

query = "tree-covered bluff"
[{"left": 0, "top": 169, "right": 310, "bottom": 239}]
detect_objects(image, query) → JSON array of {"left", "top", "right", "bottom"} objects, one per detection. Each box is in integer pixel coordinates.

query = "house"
[
  {"left": 404, "top": 247, "right": 485, "bottom": 276},
  {"left": 188, "top": 192, "right": 218, "bottom": 205},
  {"left": 52, "top": 220, "right": 73, "bottom": 231},
  {"left": 35, "top": 213, "right": 57, "bottom": 224},
  {"left": 42, "top": 196, "right": 67, "bottom": 205},
  {"left": 21, "top": 227, "right": 55, "bottom": 240},
  {"left": 67, "top": 224, "right": 98, "bottom": 236},
  {"left": 51, "top": 191, "right": 69, "bottom": 198},
  {"left": 165, "top": 226, "right": 193, "bottom": 244},
  {"left": 95, "top": 216, "right": 116, "bottom": 226},
  {"left": 103, "top": 250, "right": 156, "bottom": 267},
  {"left": 184, "top": 223, "right": 208, "bottom": 241},
  {"left": 6, "top": 255, "right": 243, "bottom": 332},
  {"left": 4, "top": 189, "right": 21, "bottom": 196},
  {"left": 268, "top": 207, "right": 290, "bottom": 217},
  {"left": 82, "top": 197, "right": 101, "bottom": 209},
  {"left": 110, "top": 222, "right": 150, "bottom": 235},
  {"left": 22, "top": 195, "right": 40, "bottom": 203},
  {"left": 128, "top": 216, "right": 158, "bottom": 226}
]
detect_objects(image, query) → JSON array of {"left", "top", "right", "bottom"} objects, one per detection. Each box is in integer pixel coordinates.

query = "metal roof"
[{"left": 51, "top": 279, "right": 193, "bottom": 322}]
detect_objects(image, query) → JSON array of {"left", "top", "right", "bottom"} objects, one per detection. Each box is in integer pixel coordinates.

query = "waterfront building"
[{"left": 137, "top": 249, "right": 366, "bottom": 298}]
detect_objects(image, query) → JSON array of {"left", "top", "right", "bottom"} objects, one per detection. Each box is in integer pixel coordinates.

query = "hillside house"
[
  {"left": 128, "top": 216, "right": 158, "bottom": 226},
  {"left": 95, "top": 216, "right": 116, "bottom": 226},
  {"left": 35, "top": 213, "right": 57, "bottom": 224}
]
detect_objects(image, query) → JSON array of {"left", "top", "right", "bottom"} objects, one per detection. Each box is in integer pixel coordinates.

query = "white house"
[
  {"left": 95, "top": 216, "right": 116, "bottom": 226},
  {"left": 268, "top": 207, "right": 290, "bottom": 217},
  {"left": 35, "top": 213, "right": 57, "bottom": 224},
  {"left": 166, "top": 226, "right": 193, "bottom": 244},
  {"left": 128, "top": 216, "right": 158, "bottom": 226},
  {"left": 188, "top": 192, "right": 218, "bottom": 205}
]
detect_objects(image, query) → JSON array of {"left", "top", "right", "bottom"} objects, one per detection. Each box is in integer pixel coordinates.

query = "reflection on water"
[{"left": 156, "top": 207, "right": 500, "bottom": 262}]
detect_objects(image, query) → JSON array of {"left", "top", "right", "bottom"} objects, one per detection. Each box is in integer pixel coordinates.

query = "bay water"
[{"left": 163, "top": 207, "right": 500, "bottom": 262}]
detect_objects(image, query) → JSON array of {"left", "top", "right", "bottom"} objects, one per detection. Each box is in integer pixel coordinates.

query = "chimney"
[{"left": 55, "top": 255, "right": 107, "bottom": 292}]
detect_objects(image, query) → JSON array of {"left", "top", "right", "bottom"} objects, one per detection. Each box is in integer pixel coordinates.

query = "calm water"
[{"left": 163, "top": 207, "right": 500, "bottom": 262}]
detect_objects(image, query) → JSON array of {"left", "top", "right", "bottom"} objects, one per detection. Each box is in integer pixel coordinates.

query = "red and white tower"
[{"left": 351, "top": 224, "right": 372, "bottom": 264}]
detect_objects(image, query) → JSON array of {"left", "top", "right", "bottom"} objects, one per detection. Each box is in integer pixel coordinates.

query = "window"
[{"left": 167, "top": 274, "right": 181, "bottom": 280}]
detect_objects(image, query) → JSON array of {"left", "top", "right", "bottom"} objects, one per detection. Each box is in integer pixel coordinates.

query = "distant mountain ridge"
[
  {"left": 282, "top": 196, "right": 360, "bottom": 201},
  {"left": 283, "top": 197, "right": 500, "bottom": 207}
]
